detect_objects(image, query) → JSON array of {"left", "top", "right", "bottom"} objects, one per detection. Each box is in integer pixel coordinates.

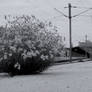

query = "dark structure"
[{"left": 72, "top": 47, "right": 90, "bottom": 58}]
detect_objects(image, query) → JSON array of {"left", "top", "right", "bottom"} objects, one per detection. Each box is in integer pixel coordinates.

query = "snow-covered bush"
[{"left": 0, "top": 15, "right": 64, "bottom": 75}]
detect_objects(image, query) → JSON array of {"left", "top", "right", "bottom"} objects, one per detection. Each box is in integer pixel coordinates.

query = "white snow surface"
[{"left": 1, "top": 61, "right": 92, "bottom": 92}]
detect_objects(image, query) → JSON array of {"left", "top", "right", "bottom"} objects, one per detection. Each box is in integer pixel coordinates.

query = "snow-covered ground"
[{"left": 1, "top": 61, "right": 92, "bottom": 92}]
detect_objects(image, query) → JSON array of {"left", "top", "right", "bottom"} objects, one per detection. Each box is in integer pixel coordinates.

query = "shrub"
[
  {"left": 0, "top": 15, "right": 64, "bottom": 76},
  {"left": 0, "top": 44, "right": 54, "bottom": 76}
]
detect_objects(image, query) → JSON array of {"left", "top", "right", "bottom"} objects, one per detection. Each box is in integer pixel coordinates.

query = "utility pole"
[
  {"left": 85, "top": 35, "right": 88, "bottom": 42},
  {"left": 68, "top": 3, "right": 72, "bottom": 62},
  {"left": 54, "top": 4, "right": 92, "bottom": 62},
  {"left": 85, "top": 35, "right": 88, "bottom": 58}
]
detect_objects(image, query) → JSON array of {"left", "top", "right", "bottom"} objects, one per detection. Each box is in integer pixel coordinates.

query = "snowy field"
[{"left": 1, "top": 61, "right": 92, "bottom": 92}]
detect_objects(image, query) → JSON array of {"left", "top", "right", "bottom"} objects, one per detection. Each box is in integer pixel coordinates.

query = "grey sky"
[{"left": 0, "top": 0, "right": 92, "bottom": 46}]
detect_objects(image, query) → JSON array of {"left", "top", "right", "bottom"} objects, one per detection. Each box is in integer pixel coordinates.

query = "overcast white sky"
[{"left": 0, "top": 0, "right": 92, "bottom": 46}]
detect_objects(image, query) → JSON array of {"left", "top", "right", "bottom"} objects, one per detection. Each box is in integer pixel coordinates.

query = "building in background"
[
  {"left": 71, "top": 40, "right": 92, "bottom": 58},
  {"left": 64, "top": 40, "right": 92, "bottom": 58}
]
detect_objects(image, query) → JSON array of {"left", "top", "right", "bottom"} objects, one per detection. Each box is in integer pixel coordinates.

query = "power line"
[
  {"left": 54, "top": 8, "right": 68, "bottom": 18},
  {"left": 70, "top": 6, "right": 92, "bottom": 9},
  {"left": 73, "top": 8, "right": 92, "bottom": 17},
  {"left": 64, "top": 5, "right": 92, "bottom": 18}
]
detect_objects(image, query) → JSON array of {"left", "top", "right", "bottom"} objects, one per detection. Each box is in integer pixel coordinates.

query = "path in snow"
[{"left": 0, "top": 61, "right": 92, "bottom": 92}]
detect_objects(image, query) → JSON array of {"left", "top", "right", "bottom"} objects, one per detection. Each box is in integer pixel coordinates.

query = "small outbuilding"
[{"left": 72, "top": 47, "right": 90, "bottom": 58}]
